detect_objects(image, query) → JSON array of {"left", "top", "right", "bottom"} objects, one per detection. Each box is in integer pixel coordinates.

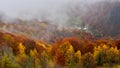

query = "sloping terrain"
[
  {"left": 0, "top": 31, "right": 120, "bottom": 68},
  {"left": 82, "top": 1, "right": 120, "bottom": 37},
  {"left": 0, "top": 1, "right": 120, "bottom": 68},
  {"left": 0, "top": 20, "right": 94, "bottom": 43}
]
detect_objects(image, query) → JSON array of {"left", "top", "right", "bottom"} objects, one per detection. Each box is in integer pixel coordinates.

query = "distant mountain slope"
[
  {"left": 82, "top": 1, "right": 120, "bottom": 37},
  {"left": 0, "top": 19, "right": 94, "bottom": 43}
]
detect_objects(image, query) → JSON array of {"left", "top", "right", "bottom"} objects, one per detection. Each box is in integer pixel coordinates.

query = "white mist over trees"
[{"left": 0, "top": 0, "right": 120, "bottom": 40}]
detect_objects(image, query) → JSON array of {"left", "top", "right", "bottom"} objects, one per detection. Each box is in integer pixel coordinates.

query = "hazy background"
[
  {"left": 0, "top": 0, "right": 120, "bottom": 41},
  {"left": 0, "top": 0, "right": 103, "bottom": 19}
]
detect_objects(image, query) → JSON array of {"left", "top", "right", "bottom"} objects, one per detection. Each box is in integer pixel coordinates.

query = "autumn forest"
[{"left": 0, "top": 0, "right": 120, "bottom": 68}]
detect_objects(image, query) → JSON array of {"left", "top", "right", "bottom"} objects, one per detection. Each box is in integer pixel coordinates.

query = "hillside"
[
  {"left": 0, "top": 31, "right": 120, "bottom": 68},
  {"left": 0, "top": 0, "right": 120, "bottom": 68},
  {"left": 0, "top": 20, "right": 94, "bottom": 43}
]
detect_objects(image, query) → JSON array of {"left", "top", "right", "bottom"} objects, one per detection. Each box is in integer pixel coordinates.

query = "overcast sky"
[
  {"left": 0, "top": 0, "right": 97, "bottom": 16},
  {"left": 0, "top": 0, "right": 102, "bottom": 18},
  {"left": 0, "top": 0, "right": 71, "bottom": 18}
]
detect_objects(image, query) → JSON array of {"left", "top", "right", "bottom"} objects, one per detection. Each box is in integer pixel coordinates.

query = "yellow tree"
[
  {"left": 40, "top": 51, "right": 50, "bottom": 68},
  {"left": 74, "top": 50, "right": 81, "bottom": 63},
  {"left": 1, "top": 52, "right": 19, "bottom": 68},
  {"left": 94, "top": 44, "right": 120, "bottom": 66},
  {"left": 93, "top": 44, "right": 109, "bottom": 66},
  {"left": 18, "top": 43, "right": 26, "bottom": 55},
  {"left": 74, "top": 50, "right": 82, "bottom": 68},
  {"left": 106, "top": 46, "right": 119, "bottom": 65},
  {"left": 15, "top": 43, "right": 28, "bottom": 68},
  {"left": 30, "top": 48, "right": 41, "bottom": 68},
  {"left": 59, "top": 41, "right": 75, "bottom": 67}
]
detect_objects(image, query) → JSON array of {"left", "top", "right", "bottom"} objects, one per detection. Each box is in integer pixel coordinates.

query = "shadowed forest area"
[{"left": 0, "top": 0, "right": 120, "bottom": 68}]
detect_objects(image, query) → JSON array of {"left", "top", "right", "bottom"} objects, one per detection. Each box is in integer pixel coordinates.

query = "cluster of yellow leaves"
[
  {"left": 3, "top": 34, "right": 14, "bottom": 43},
  {"left": 74, "top": 50, "right": 81, "bottom": 62},
  {"left": 38, "top": 43, "right": 46, "bottom": 49},
  {"left": 15, "top": 43, "right": 27, "bottom": 63},
  {"left": 59, "top": 42, "right": 74, "bottom": 56},
  {"left": 30, "top": 49, "right": 41, "bottom": 68},
  {"left": 30, "top": 49, "right": 38, "bottom": 58},
  {"left": 58, "top": 42, "right": 75, "bottom": 66},
  {"left": 94, "top": 44, "right": 109, "bottom": 58},
  {"left": 94, "top": 44, "right": 120, "bottom": 66},
  {"left": 18, "top": 43, "right": 26, "bottom": 55}
]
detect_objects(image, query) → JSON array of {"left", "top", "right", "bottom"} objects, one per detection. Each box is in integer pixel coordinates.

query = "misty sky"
[
  {"left": 0, "top": 0, "right": 102, "bottom": 18},
  {"left": 0, "top": 0, "right": 116, "bottom": 18},
  {"left": 0, "top": 0, "right": 73, "bottom": 18}
]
